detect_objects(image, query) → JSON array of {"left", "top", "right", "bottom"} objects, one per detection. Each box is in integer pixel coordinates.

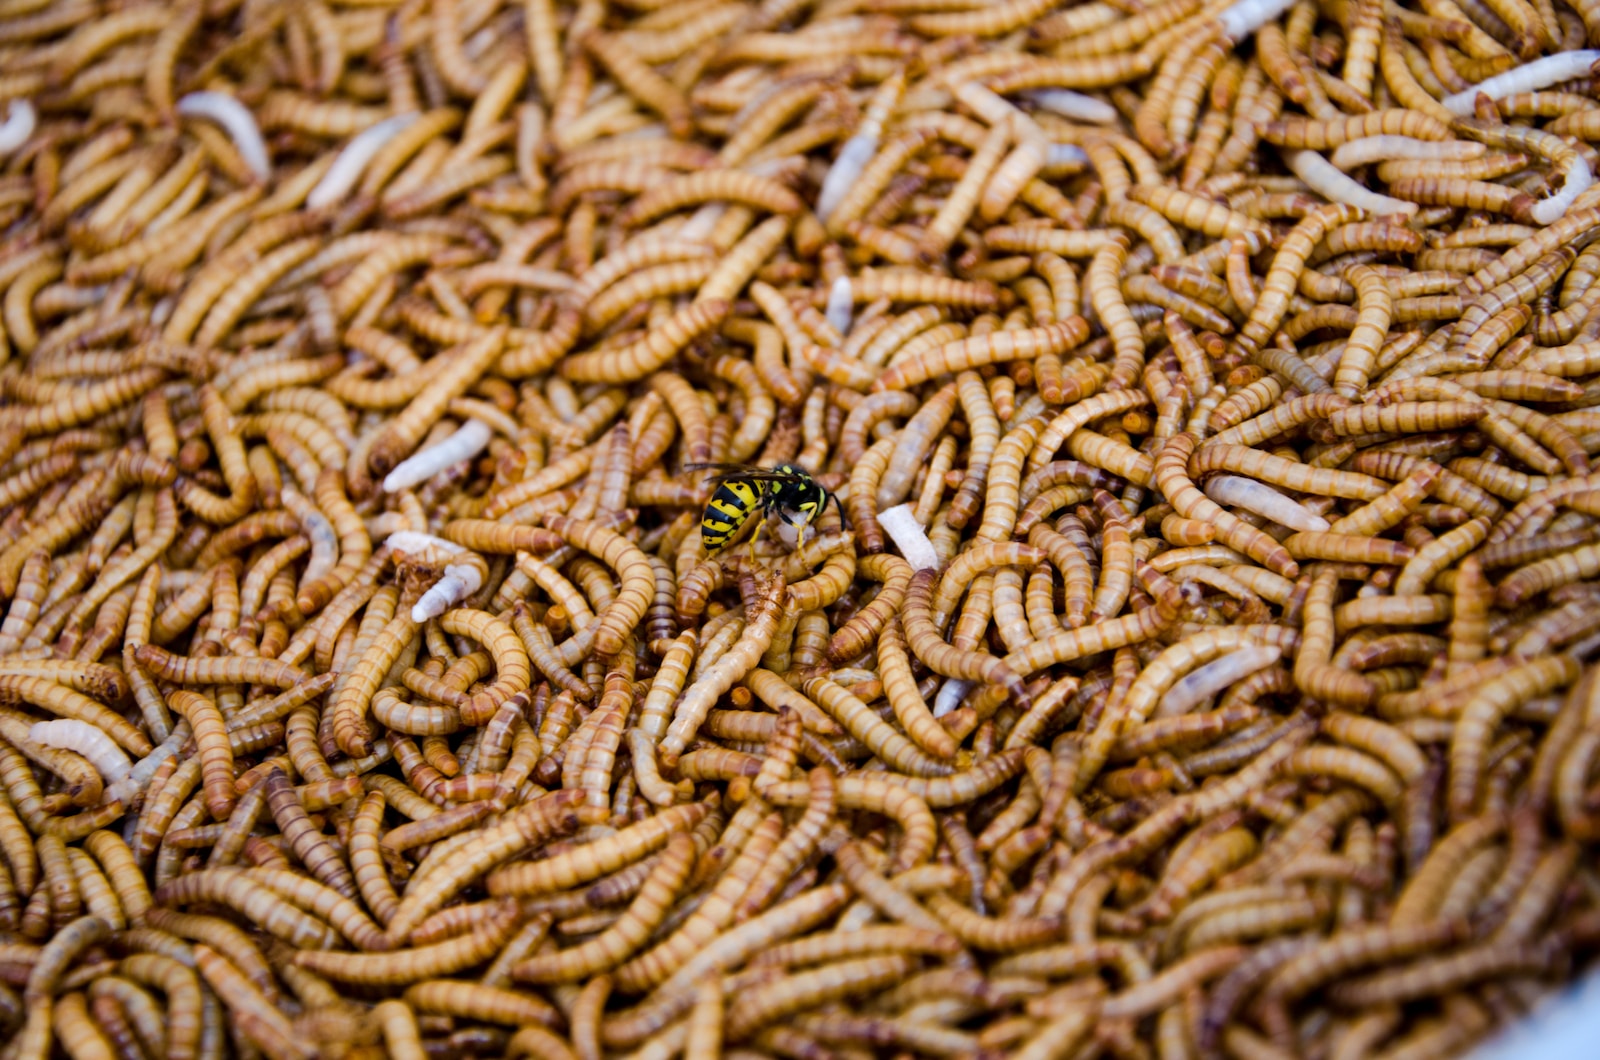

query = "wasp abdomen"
[{"left": 701, "top": 478, "right": 765, "bottom": 552}]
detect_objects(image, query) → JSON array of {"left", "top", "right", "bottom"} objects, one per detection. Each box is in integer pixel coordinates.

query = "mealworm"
[{"left": 2, "top": 2, "right": 1599, "bottom": 1055}]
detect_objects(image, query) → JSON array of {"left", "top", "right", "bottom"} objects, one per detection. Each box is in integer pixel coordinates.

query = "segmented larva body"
[
  {"left": 1442, "top": 51, "right": 1600, "bottom": 115},
  {"left": 1203, "top": 475, "right": 1331, "bottom": 532},
  {"left": 1329, "top": 135, "right": 1486, "bottom": 170},
  {"left": 1028, "top": 89, "right": 1118, "bottom": 125},
  {"left": 1217, "top": 0, "right": 1297, "bottom": 40},
  {"left": 1282, "top": 149, "right": 1417, "bottom": 217},
  {"left": 1531, "top": 154, "right": 1594, "bottom": 225},
  {"left": 411, "top": 555, "right": 490, "bottom": 623},
  {"left": 383, "top": 420, "right": 493, "bottom": 494},
  {"left": 307, "top": 114, "right": 420, "bottom": 209},
  {"left": 883, "top": 505, "right": 940, "bottom": 573},
  {"left": 28, "top": 719, "right": 132, "bottom": 783}
]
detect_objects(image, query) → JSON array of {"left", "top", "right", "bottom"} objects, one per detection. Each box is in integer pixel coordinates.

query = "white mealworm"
[
  {"left": 386, "top": 530, "right": 467, "bottom": 556},
  {"left": 177, "top": 91, "right": 272, "bottom": 181},
  {"left": 1442, "top": 50, "right": 1600, "bottom": 115},
  {"left": 307, "top": 113, "right": 420, "bottom": 209},
  {"left": 1282, "top": 149, "right": 1417, "bottom": 216},
  {"left": 281, "top": 489, "right": 340, "bottom": 587},
  {"left": 464, "top": 24, "right": 497, "bottom": 59},
  {"left": 0, "top": 99, "right": 36, "bottom": 157},
  {"left": 30, "top": 719, "right": 132, "bottom": 783},
  {"left": 1329, "top": 136, "right": 1485, "bottom": 170},
  {"left": 412, "top": 562, "right": 486, "bottom": 621},
  {"left": 745, "top": 155, "right": 800, "bottom": 180},
  {"left": 1218, "top": 0, "right": 1297, "bottom": 40},
  {"left": 1047, "top": 143, "right": 1092, "bottom": 168},
  {"left": 819, "top": 68, "right": 911, "bottom": 221},
  {"left": 1533, "top": 154, "right": 1593, "bottom": 225},
  {"left": 383, "top": 420, "right": 494, "bottom": 493},
  {"left": 1204, "top": 474, "right": 1331, "bottom": 532},
  {"left": 933, "top": 678, "right": 973, "bottom": 719},
  {"left": 1026, "top": 89, "right": 1118, "bottom": 125},
  {"left": 878, "top": 503, "right": 940, "bottom": 572},
  {"left": 825, "top": 276, "right": 854, "bottom": 336},
  {"left": 1154, "top": 645, "right": 1283, "bottom": 719},
  {"left": 108, "top": 724, "right": 189, "bottom": 806},
  {"left": 817, "top": 133, "right": 878, "bottom": 221},
  {"left": 676, "top": 203, "right": 727, "bottom": 242}
]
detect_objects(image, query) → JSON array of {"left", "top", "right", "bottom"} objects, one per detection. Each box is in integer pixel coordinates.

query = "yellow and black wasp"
[{"left": 687, "top": 463, "right": 844, "bottom": 557}]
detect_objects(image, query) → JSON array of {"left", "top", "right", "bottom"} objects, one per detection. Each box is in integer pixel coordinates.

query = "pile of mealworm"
[{"left": 8, "top": 0, "right": 1600, "bottom": 1056}]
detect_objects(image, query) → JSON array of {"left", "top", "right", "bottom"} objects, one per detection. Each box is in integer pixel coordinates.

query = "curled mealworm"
[
  {"left": 307, "top": 113, "right": 420, "bottom": 210},
  {"left": 0, "top": 100, "right": 37, "bottom": 156},
  {"left": 175, "top": 92, "right": 271, "bottom": 181}
]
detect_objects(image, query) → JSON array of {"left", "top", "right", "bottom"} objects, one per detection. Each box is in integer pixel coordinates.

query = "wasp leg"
[{"left": 747, "top": 517, "right": 766, "bottom": 567}]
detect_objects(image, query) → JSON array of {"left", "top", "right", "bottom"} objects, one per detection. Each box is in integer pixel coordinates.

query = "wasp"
[{"left": 687, "top": 463, "right": 844, "bottom": 556}]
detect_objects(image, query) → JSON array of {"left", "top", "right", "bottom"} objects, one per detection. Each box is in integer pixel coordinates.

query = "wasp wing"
[{"left": 683, "top": 463, "right": 811, "bottom": 487}]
